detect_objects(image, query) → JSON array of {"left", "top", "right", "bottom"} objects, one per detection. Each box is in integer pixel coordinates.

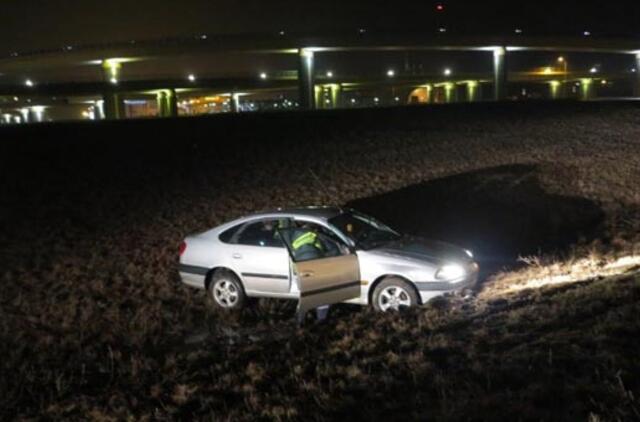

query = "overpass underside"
[{"left": 1, "top": 36, "right": 640, "bottom": 123}]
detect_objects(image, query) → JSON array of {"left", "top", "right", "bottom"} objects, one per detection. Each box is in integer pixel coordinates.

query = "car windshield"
[{"left": 329, "top": 211, "right": 401, "bottom": 250}]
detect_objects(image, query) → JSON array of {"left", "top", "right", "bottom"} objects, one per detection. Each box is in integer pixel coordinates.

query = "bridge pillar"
[
  {"left": 156, "top": 91, "right": 168, "bottom": 117},
  {"left": 493, "top": 47, "right": 508, "bottom": 101},
  {"left": 580, "top": 79, "right": 594, "bottom": 101},
  {"left": 445, "top": 83, "right": 456, "bottom": 103},
  {"left": 230, "top": 93, "right": 240, "bottom": 113},
  {"left": 19, "top": 108, "right": 30, "bottom": 123},
  {"left": 168, "top": 89, "right": 178, "bottom": 117},
  {"left": 330, "top": 84, "right": 342, "bottom": 108},
  {"left": 298, "top": 48, "right": 315, "bottom": 110},
  {"left": 549, "top": 81, "right": 562, "bottom": 100},
  {"left": 103, "top": 92, "right": 124, "bottom": 120},
  {"left": 466, "top": 81, "right": 479, "bottom": 102},
  {"left": 635, "top": 54, "right": 640, "bottom": 97},
  {"left": 156, "top": 89, "right": 178, "bottom": 117}
]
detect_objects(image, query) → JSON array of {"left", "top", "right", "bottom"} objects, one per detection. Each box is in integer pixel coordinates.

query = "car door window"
[
  {"left": 279, "top": 222, "right": 351, "bottom": 262},
  {"left": 235, "top": 219, "right": 287, "bottom": 247}
]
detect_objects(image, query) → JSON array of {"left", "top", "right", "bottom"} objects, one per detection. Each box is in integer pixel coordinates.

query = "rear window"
[{"left": 219, "top": 224, "right": 242, "bottom": 244}]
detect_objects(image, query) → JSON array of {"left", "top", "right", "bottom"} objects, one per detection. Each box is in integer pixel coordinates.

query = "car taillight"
[{"left": 179, "top": 241, "right": 187, "bottom": 256}]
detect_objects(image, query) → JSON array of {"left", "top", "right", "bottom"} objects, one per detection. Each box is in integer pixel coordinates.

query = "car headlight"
[
  {"left": 465, "top": 249, "right": 474, "bottom": 259},
  {"left": 435, "top": 263, "right": 466, "bottom": 281}
]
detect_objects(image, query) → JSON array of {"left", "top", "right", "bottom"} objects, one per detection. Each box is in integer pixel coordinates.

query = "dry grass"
[{"left": 1, "top": 101, "right": 640, "bottom": 420}]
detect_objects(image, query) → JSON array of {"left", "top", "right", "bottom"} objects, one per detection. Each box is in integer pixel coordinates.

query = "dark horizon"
[{"left": 2, "top": 1, "right": 640, "bottom": 56}]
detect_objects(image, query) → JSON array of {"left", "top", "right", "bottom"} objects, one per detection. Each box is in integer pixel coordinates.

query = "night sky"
[{"left": 2, "top": 1, "right": 640, "bottom": 55}]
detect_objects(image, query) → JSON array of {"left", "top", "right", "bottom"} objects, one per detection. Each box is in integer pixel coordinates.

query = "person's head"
[{"left": 263, "top": 220, "right": 275, "bottom": 231}]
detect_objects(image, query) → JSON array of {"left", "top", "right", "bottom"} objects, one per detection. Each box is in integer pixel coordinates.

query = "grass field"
[{"left": 1, "top": 101, "right": 640, "bottom": 420}]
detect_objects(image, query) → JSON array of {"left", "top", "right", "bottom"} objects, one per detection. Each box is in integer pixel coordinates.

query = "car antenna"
[{"left": 308, "top": 169, "right": 343, "bottom": 213}]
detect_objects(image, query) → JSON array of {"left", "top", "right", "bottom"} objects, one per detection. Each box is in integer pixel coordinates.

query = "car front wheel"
[
  {"left": 372, "top": 277, "right": 419, "bottom": 312},
  {"left": 208, "top": 270, "right": 246, "bottom": 311}
]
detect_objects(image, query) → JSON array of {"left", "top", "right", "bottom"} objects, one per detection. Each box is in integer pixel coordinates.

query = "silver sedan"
[{"left": 178, "top": 207, "right": 478, "bottom": 312}]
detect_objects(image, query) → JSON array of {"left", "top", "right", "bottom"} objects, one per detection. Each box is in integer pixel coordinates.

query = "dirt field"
[{"left": 1, "top": 101, "right": 640, "bottom": 420}]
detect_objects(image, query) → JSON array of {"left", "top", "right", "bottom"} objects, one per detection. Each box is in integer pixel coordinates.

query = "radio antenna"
[{"left": 308, "top": 169, "right": 343, "bottom": 213}]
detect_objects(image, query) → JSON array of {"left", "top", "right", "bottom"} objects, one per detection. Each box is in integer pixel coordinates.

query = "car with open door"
[{"left": 178, "top": 207, "right": 479, "bottom": 312}]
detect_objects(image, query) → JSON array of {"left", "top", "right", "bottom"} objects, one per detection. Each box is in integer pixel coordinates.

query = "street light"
[
  {"left": 387, "top": 69, "right": 395, "bottom": 77},
  {"left": 326, "top": 71, "right": 334, "bottom": 78},
  {"left": 260, "top": 72, "right": 268, "bottom": 80},
  {"left": 188, "top": 74, "right": 196, "bottom": 82},
  {"left": 444, "top": 68, "right": 452, "bottom": 76},
  {"left": 590, "top": 67, "right": 598, "bottom": 74},
  {"left": 25, "top": 79, "right": 34, "bottom": 87}
]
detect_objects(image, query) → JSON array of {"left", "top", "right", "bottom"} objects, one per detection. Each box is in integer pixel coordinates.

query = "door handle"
[
  {"left": 300, "top": 271, "right": 314, "bottom": 278},
  {"left": 232, "top": 253, "right": 242, "bottom": 259}
]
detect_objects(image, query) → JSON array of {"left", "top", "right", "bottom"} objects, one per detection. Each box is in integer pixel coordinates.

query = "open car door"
[{"left": 278, "top": 227, "right": 361, "bottom": 314}]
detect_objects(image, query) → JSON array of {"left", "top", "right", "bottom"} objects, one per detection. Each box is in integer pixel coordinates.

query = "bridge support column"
[
  {"left": 298, "top": 48, "right": 315, "bottom": 110},
  {"left": 580, "top": 79, "right": 594, "bottom": 101},
  {"left": 19, "top": 108, "right": 30, "bottom": 123},
  {"left": 168, "top": 89, "right": 178, "bottom": 117},
  {"left": 445, "top": 83, "right": 456, "bottom": 103},
  {"left": 156, "top": 91, "right": 168, "bottom": 117},
  {"left": 330, "top": 84, "right": 342, "bottom": 108},
  {"left": 156, "top": 89, "right": 178, "bottom": 117},
  {"left": 314, "top": 85, "right": 323, "bottom": 109},
  {"left": 549, "top": 81, "right": 562, "bottom": 100},
  {"left": 493, "top": 47, "right": 508, "bottom": 101},
  {"left": 466, "top": 81, "right": 479, "bottom": 102},
  {"left": 230, "top": 93, "right": 240, "bottom": 113},
  {"left": 635, "top": 54, "right": 640, "bottom": 97},
  {"left": 103, "top": 92, "right": 124, "bottom": 120}
]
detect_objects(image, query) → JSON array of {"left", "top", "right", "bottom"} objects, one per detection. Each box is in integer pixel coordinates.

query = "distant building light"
[
  {"left": 25, "top": 79, "right": 34, "bottom": 87},
  {"left": 515, "top": 28, "right": 523, "bottom": 34},
  {"left": 438, "top": 27, "right": 447, "bottom": 33},
  {"left": 374, "top": 97, "right": 380, "bottom": 103},
  {"left": 65, "top": 45, "right": 73, "bottom": 51},
  {"left": 13, "top": 96, "right": 18, "bottom": 102},
  {"left": 436, "top": 4, "right": 444, "bottom": 11},
  {"left": 557, "top": 56, "right": 565, "bottom": 63},
  {"left": 188, "top": 74, "right": 196, "bottom": 82},
  {"left": 279, "top": 30, "right": 285, "bottom": 36},
  {"left": 11, "top": 52, "right": 18, "bottom": 57},
  {"left": 358, "top": 28, "right": 366, "bottom": 34},
  {"left": 326, "top": 70, "right": 334, "bottom": 78},
  {"left": 387, "top": 69, "right": 395, "bottom": 77},
  {"left": 601, "top": 80, "right": 607, "bottom": 85},
  {"left": 583, "top": 31, "right": 591, "bottom": 36},
  {"left": 632, "top": 68, "right": 637, "bottom": 73},
  {"left": 110, "top": 77, "right": 118, "bottom": 84},
  {"left": 444, "top": 68, "right": 452, "bottom": 76},
  {"left": 260, "top": 72, "right": 268, "bottom": 80},
  {"left": 200, "top": 34, "right": 208, "bottom": 40},
  {"left": 394, "top": 97, "right": 400, "bottom": 102},
  {"left": 350, "top": 98, "right": 356, "bottom": 103},
  {"left": 590, "top": 67, "right": 598, "bottom": 74}
]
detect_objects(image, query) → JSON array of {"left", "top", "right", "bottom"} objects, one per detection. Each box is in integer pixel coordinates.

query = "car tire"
[
  {"left": 372, "top": 277, "right": 419, "bottom": 312},
  {"left": 208, "top": 270, "right": 246, "bottom": 311}
]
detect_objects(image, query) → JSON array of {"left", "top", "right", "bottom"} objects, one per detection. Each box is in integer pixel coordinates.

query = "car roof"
[{"left": 251, "top": 206, "right": 344, "bottom": 220}]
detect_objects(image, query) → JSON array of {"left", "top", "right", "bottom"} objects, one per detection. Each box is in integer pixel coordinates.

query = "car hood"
[{"left": 370, "top": 236, "right": 470, "bottom": 265}]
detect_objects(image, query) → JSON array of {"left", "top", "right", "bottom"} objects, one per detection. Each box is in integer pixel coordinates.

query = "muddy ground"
[{"left": 1, "top": 101, "right": 640, "bottom": 420}]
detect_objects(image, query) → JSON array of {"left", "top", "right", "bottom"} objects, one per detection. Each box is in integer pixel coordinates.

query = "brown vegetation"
[{"left": 1, "top": 101, "right": 639, "bottom": 420}]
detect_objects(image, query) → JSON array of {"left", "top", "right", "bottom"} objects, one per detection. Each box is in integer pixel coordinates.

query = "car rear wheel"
[
  {"left": 372, "top": 277, "right": 419, "bottom": 312},
  {"left": 209, "top": 271, "right": 246, "bottom": 311}
]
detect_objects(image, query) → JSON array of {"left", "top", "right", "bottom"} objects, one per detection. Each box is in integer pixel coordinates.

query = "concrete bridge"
[{"left": 1, "top": 33, "right": 639, "bottom": 122}]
